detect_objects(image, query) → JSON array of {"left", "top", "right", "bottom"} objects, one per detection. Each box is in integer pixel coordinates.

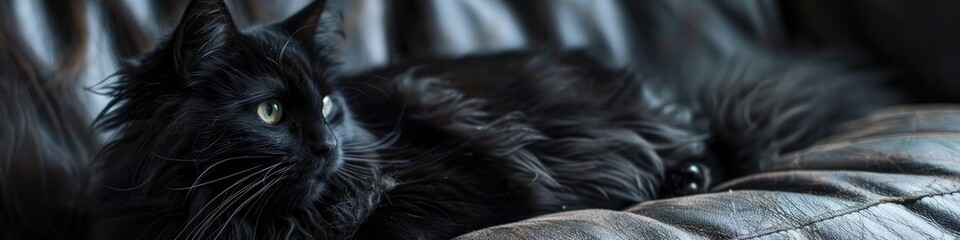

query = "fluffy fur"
[{"left": 2, "top": 0, "right": 898, "bottom": 239}]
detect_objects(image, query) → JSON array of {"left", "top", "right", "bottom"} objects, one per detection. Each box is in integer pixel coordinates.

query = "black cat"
[{"left": 91, "top": 0, "right": 896, "bottom": 239}]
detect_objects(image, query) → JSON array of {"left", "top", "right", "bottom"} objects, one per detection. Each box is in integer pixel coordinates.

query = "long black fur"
[
  {"left": 2, "top": 0, "right": 898, "bottom": 239},
  {"left": 92, "top": 0, "right": 900, "bottom": 239}
]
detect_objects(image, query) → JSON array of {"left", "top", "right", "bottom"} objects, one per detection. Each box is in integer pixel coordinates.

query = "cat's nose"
[{"left": 310, "top": 126, "right": 338, "bottom": 155}]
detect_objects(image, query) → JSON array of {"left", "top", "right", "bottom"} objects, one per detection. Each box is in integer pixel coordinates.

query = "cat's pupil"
[
  {"left": 265, "top": 103, "right": 277, "bottom": 116},
  {"left": 257, "top": 100, "right": 283, "bottom": 124}
]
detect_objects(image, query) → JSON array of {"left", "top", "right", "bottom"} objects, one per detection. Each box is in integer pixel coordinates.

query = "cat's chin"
[
  {"left": 291, "top": 157, "right": 342, "bottom": 207},
  {"left": 303, "top": 178, "right": 327, "bottom": 202}
]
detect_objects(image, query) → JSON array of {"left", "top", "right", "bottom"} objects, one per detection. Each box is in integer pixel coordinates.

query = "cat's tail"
[
  {"left": 0, "top": 1, "right": 100, "bottom": 239},
  {"left": 674, "top": 51, "right": 899, "bottom": 175}
]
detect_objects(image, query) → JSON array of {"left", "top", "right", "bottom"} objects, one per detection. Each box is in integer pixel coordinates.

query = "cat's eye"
[
  {"left": 321, "top": 95, "right": 334, "bottom": 118},
  {"left": 256, "top": 99, "right": 284, "bottom": 124}
]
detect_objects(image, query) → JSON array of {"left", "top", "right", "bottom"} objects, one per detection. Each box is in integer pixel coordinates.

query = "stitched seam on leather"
[{"left": 736, "top": 190, "right": 960, "bottom": 239}]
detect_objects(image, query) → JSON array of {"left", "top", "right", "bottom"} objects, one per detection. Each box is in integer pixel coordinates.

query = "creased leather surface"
[{"left": 457, "top": 105, "right": 960, "bottom": 239}]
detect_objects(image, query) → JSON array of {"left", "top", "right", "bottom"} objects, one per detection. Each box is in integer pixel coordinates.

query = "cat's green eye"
[
  {"left": 256, "top": 99, "right": 284, "bottom": 125},
  {"left": 321, "top": 95, "right": 333, "bottom": 118}
]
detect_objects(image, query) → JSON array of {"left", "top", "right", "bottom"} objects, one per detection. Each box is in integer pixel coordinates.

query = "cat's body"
[
  {"left": 85, "top": 0, "right": 897, "bottom": 239},
  {"left": 337, "top": 53, "right": 704, "bottom": 239},
  {"left": 335, "top": 51, "right": 895, "bottom": 239}
]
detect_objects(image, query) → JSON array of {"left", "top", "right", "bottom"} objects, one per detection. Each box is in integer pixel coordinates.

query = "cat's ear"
[
  {"left": 279, "top": 0, "right": 332, "bottom": 51},
  {"left": 171, "top": 0, "right": 238, "bottom": 76}
]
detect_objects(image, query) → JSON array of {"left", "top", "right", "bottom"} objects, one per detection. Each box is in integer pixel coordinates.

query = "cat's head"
[{"left": 97, "top": 0, "right": 364, "bottom": 218}]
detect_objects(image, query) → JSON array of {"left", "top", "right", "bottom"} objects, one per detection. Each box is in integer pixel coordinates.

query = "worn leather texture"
[
  {"left": 458, "top": 106, "right": 960, "bottom": 239},
  {"left": 341, "top": 0, "right": 786, "bottom": 72}
]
